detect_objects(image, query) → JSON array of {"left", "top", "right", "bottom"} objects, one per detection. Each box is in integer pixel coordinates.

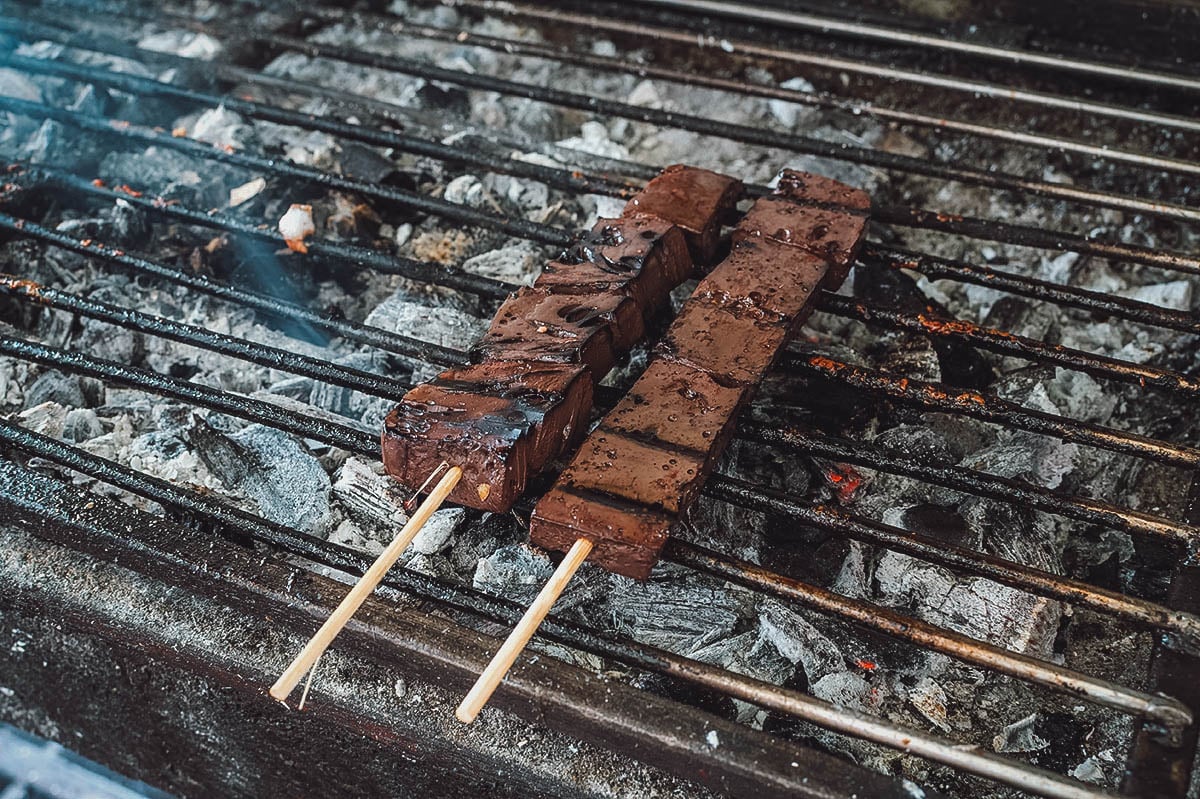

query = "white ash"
[{"left": 992, "top": 713, "right": 1049, "bottom": 754}]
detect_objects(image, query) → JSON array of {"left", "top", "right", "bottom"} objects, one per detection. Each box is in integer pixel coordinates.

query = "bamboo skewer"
[
  {"left": 270, "top": 465, "right": 464, "bottom": 704},
  {"left": 456, "top": 536, "right": 594, "bottom": 723}
]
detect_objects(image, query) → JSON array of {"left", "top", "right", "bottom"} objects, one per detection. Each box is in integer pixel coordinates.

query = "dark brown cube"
[
  {"left": 530, "top": 486, "right": 675, "bottom": 580},
  {"left": 554, "top": 427, "right": 707, "bottom": 515},
  {"left": 734, "top": 170, "right": 870, "bottom": 288},
  {"left": 472, "top": 287, "right": 644, "bottom": 378},
  {"left": 538, "top": 214, "right": 691, "bottom": 314},
  {"left": 604, "top": 359, "right": 747, "bottom": 457},
  {"left": 655, "top": 296, "right": 791, "bottom": 387},
  {"left": 623, "top": 164, "right": 743, "bottom": 265},
  {"left": 428, "top": 361, "right": 593, "bottom": 469},
  {"left": 695, "top": 237, "right": 829, "bottom": 328},
  {"left": 382, "top": 389, "right": 531, "bottom": 514}
]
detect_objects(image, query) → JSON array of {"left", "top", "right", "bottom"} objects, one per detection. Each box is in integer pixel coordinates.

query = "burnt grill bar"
[
  {"left": 0, "top": 422, "right": 1124, "bottom": 799},
  {"left": 0, "top": 1, "right": 1197, "bottom": 796},
  {"left": 8, "top": 5, "right": 1200, "bottom": 238}
]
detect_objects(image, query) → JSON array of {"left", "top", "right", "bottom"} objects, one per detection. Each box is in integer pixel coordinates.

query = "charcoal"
[
  {"left": 24, "top": 371, "right": 86, "bottom": 409},
  {"left": 472, "top": 544, "right": 554, "bottom": 606},
  {"left": 17, "top": 401, "right": 66, "bottom": 438},
  {"left": 758, "top": 601, "right": 845, "bottom": 684},
  {"left": 61, "top": 408, "right": 104, "bottom": 443},
  {"left": 907, "top": 676, "right": 952, "bottom": 733},
  {"left": 767, "top": 77, "right": 818, "bottom": 129},
  {"left": 461, "top": 243, "right": 541, "bottom": 286},
  {"left": 810, "top": 670, "right": 881, "bottom": 714},
  {"left": 609, "top": 575, "right": 741, "bottom": 655},
  {"left": 332, "top": 456, "right": 410, "bottom": 529},
  {"left": 1069, "top": 750, "right": 1115, "bottom": 784},
  {"left": 409, "top": 507, "right": 466, "bottom": 555},
  {"left": 991, "top": 713, "right": 1048, "bottom": 753},
  {"left": 875, "top": 551, "right": 1062, "bottom": 657},
  {"left": 191, "top": 421, "right": 331, "bottom": 535}
]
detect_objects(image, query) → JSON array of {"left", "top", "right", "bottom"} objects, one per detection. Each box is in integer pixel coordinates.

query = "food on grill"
[
  {"left": 530, "top": 170, "right": 871, "bottom": 578},
  {"left": 278, "top": 203, "right": 315, "bottom": 253},
  {"left": 622, "top": 163, "right": 745, "bottom": 262},
  {"left": 382, "top": 165, "right": 743, "bottom": 513}
]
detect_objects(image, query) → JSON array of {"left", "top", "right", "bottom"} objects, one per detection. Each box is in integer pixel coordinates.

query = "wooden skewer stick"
[
  {"left": 455, "top": 536, "right": 593, "bottom": 724},
  {"left": 270, "top": 465, "right": 464, "bottom": 703}
]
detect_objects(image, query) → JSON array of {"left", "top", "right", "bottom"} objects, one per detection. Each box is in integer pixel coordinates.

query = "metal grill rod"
[
  {"left": 0, "top": 96, "right": 573, "bottom": 249},
  {"left": 704, "top": 474, "right": 1200, "bottom": 646},
  {"left": 6, "top": 42, "right": 1197, "bottom": 277},
  {"left": 0, "top": 421, "right": 1121, "bottom": 799},
  {"left": 787, "top": 354, "right": 1200, "bottom": 472},
  {"left": 0, "top": 214, "right": 467, "bottom": 366},
  {"left": 0, "top": 336, "right": 380, "bottom": 457},
  {"left": 13, "top": 48, "right": 1198, "bottom": 278},
  {"left": 27, "top": 163, "right": 1197, "bottom": 345},
  {"left": 8, "top": 211, "right": 1196, "bottom": 489},
  {"left": 242, "top": 30, "right": 1200, "bottom": 226},
  {"left": 4, "top": 323, "right": 1195, "bottom": 676},
  {"left": 369, "top": 8, "right": 1200, "bottom": 177},
  {"left": 818, "top": 294, "right": 1200, "bottom": 397},
  {"left": 742, "top": 422, "right": 1200, "bottom": 547},
  {"left": 635, "top": 0, "right": 1200, "bottom": 94},
  {"left": 0, "top": 277, "right": 411, "bottom": 401},
  {"left": 8, "top": 247, "right": 1197, "bottom": 564},
  {"left": 6, "top": 261, "right": 1195, "bottom": 560},
  {"left": 862, "top": 244, "right": 1200, "bottom": 336}
]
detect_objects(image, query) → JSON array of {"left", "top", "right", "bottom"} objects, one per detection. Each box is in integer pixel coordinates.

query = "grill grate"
[{"left": 0, "top": 1, "right": 1198, "bottom": 798}]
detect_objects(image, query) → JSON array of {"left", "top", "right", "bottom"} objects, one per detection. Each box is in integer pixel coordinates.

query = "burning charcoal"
[
  {"left": 365, "top": 292, "right": 486, "bottom": 354},
  {"left": 191, "top": 421, "right": 332, "bottom": 535},
  {"left": 767, "top": 77, "right": 819, "bottom": 129},
  {"left": 61, "top": 408, "right": 103, "bottom": 443},
  {"left": 991, "top": 713, "right": 1048, "bottom": 754},
  {"left": 691, "top": 630, "right": 795, "bottom": 723},
  {"left": 278, "top": 203, "right": 316, "bottom": 254},
  {"left": 758, "top": 600, "right": 846, "bottom": 685},
  {"left": 329, "top": 517, "right": 384, "bottom": 556},
  {"left": 609, "top": 576, "right": 741, "bottom": 654}
]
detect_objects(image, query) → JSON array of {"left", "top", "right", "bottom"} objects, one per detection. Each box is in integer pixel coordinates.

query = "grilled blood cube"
[
  {"left": 733, "top": 171, "right": 871, "bottom": 287},
  {"left": 623, "top": 164, "right": 743, "bottom": 264},
  {"left": 382, "top": 363, "right": 591, "bottom": 513},
  {"left": 471, "top": 286, "right": 645, "bottom": 379},
  {"left": 530, "top": 169, "right": 871, "bottom": 578},
  {"left": 538, "top": 214, "right": 691, "bottom": 314},
  {"left": 382, "top": 164, "right": 743, "bottom": 515}
]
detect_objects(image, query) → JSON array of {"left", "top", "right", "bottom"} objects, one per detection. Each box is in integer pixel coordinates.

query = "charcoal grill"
[{"left": 0, "top": 1, "right": 1198, "bottom": 797}]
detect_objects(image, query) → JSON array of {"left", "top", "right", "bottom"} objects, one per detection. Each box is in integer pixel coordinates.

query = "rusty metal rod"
[
  {"left": 0, "top": 213, "right": 466, "bottom": 366},
  {"left": 784, "top": 353, "right": 1200, "bottom": 471},
  {"left": 743, "top": 422, "right": 1200, "bottom": 548},
  {"left": 817, "top": 294, "right": 1200, "bottom": 396},
  {"left": 0, "top": 336, "right": 380, "bottom": 457},
  {"left": 0, "top": 276, "right": 412, "bottom": 401},
  {"left": 0, "top": 419, "right": 1132, "bottom": 798},
  {"left": 0, "top": 96, "right": 573, "bottom": 248},
  {"left": 704, "top": 475, "right": 1200, "bottom": 642},
  {"left": 666, "top": 538, "right": 1193, "bottom": 728},
  {"left": 377, "top": 2, "right": 1200, "bottom": 179}
]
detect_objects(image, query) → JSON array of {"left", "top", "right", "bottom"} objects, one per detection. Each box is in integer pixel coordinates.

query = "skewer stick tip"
[
  {"left": 270, "top": 465, "right": 463, "bottom": 704},
  {"left": 455, "top": 537, "right": 593, "bottom": 724}
]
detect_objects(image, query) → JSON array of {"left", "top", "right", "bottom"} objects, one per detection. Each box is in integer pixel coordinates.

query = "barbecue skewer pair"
[{"left": 271, "top": 164, "right": 871, "bottom": 725}]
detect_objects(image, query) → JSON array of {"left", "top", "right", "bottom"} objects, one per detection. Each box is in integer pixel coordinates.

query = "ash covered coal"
[{"left": 1, "top": 2, "right": 1197, "bottom": 797}]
